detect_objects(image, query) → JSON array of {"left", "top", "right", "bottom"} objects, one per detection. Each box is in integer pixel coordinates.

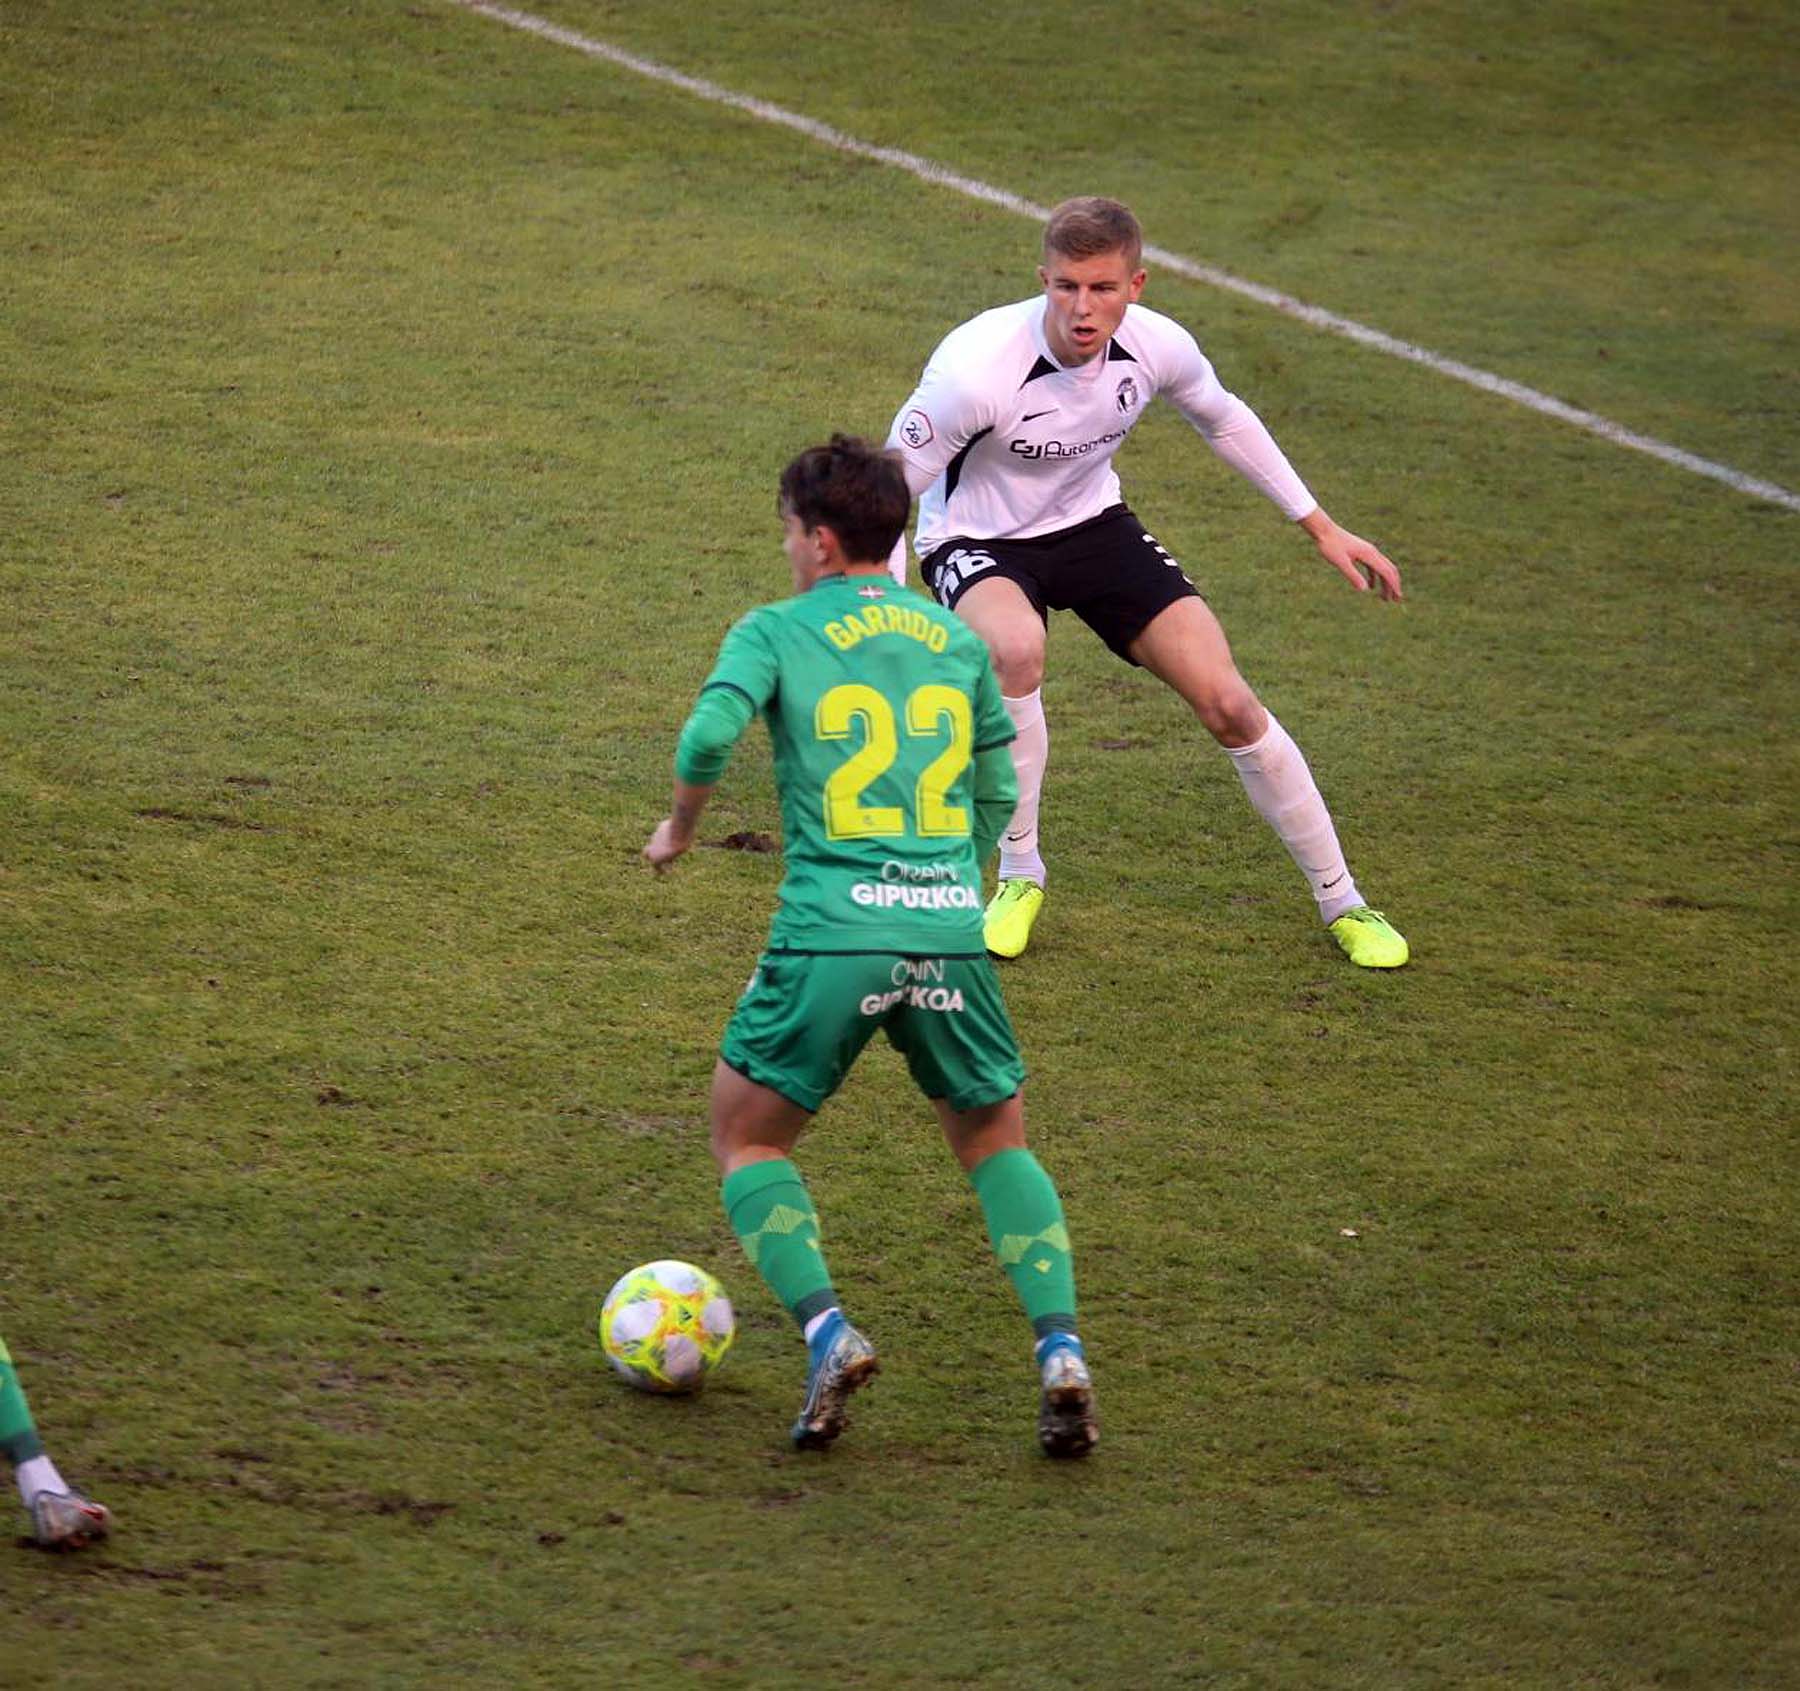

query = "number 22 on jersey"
[{"left": 814, "top": 683, "right": 972, "bottom": 841}]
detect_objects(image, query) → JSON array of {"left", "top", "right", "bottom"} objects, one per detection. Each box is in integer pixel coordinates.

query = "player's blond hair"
[{"left": 1043, "top": 197, "right": 1143, "bottom": 270}]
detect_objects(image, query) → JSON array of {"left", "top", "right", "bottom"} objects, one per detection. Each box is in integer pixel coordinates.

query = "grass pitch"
[{"left": 2, "top": 2, "right": 1796, "bottom": 1686}]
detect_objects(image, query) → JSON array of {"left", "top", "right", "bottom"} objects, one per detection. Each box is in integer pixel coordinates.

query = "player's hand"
[
  {"left": 642, "top": 818, "right": 693, "bottom": 870},
  {"left": 1303, "top": 511, "right": 1404, "bottom": 602}
]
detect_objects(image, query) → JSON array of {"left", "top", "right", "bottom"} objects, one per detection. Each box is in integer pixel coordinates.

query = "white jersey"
[{"left": 886, "top": 296, "right": 1315, "bottom": 558}]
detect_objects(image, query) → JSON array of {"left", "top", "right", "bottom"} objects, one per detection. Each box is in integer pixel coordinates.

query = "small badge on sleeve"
[{"left": 899, "top": 409, "right": 935, "bottom": 449}]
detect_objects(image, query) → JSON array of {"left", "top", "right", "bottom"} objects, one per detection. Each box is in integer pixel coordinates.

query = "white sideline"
[{"left": 455, "top": 0, "right": 1799, "bottom": 516}]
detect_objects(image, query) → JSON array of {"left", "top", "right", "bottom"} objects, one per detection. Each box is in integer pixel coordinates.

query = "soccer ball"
[{"left": 599, "top": 1259, "right": 735, "bottom": 1394}]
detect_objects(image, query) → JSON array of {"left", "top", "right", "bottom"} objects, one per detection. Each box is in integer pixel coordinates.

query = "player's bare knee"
[
  {"left": 985, "top": 630, "right": 1045, "bottom": 694},
  {"left": 1192, "top": 682, "right": 1264, "bottom": 745}
]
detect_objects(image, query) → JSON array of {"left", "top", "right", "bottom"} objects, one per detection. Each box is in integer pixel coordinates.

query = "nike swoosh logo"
[
  {"left": 1021, "top": 409, "right": 1057, "bottom": 423},
  {"left": 1004, "top": 831, "right": 1030, "bottom": 842}
]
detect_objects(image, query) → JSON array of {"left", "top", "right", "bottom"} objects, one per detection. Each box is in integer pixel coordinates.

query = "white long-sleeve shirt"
[{"left": 886, "top": 296, "right": 1315, "bottom": 560}]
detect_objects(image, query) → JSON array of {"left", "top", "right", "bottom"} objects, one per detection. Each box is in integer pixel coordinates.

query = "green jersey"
[{"left": 676, "top": 573, "right": 1015, "bottom": 953}]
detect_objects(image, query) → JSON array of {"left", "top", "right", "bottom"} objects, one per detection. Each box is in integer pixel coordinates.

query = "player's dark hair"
[
  {"left": 778, "top": 434, "right": 909, "bottom": 565},
  {"left": 1043, "top": 196, "right": 1143, "bottom": 270}
]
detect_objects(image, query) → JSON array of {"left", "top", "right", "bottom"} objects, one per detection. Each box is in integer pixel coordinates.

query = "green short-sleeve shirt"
[{"left": 690, "top": 575, "right": 1013, "bottom": 954}]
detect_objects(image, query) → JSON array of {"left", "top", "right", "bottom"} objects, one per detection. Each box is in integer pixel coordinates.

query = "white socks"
[
  {"left": 1225, "top": 714, "right": 1362, "bottom": 924},
  {"left": 998, "top": 690, "right": 1049, "bottom": 885},
  {"left": 988, "top": 692, "right": 1360, "bottom": 920},
  {"left": 16, "top": 1454, "right": 67, "bottom": 1505}
]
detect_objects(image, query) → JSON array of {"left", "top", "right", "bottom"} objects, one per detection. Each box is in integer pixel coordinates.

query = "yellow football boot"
[
  {"left": 983, "top": 879, "right": 1046, "bottom": 959},
  {"left": 1328, "top": 906, "right": 1409, "bottom": 969}
]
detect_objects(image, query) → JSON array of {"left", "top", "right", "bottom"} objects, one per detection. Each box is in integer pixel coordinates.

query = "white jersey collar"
[{"left": 1028, "top": 296, "right": 1119, "bottom": 383}]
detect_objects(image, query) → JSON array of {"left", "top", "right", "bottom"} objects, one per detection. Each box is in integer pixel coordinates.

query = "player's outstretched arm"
[
  {"left": 646, "top": 680, "right": 756, "bottom": 870},
  {"left": 644, "top": 779, "right": 714, "bottom": 870},
  {"left": 1298, "top": 508, "right": 1404, "bottom": 602}
]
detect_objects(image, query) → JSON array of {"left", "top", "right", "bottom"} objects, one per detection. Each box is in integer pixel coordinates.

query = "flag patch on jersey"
[
  {"left": 899, "top": 409, "right": 935, "bottom": 449},
  {"left": 857, "top": 584, "right": 886, "bottom": 599}
]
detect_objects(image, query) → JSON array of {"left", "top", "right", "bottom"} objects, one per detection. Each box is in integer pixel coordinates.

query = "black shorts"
[{"left": 919, "top": 505, "right": 1200, "bottom": 664}]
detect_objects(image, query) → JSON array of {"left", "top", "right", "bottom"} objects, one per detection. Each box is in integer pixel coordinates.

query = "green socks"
[
  {"left": 722, "top": 1149, "right": 1078, "bottom": 1343},
  {"left": 969, "top": 1147, "right": 1079, "bottom": 1340},
  {"left": 721, "top": 1159, "right": 839, "bottom": 1329},
  {"left": 0, "top": 1337, "right": 46, "bottom": 1467}
]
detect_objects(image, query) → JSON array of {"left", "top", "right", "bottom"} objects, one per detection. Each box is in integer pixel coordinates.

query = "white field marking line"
[{"left": 457, "top": 0, "right": 1799, "bottom": 515}]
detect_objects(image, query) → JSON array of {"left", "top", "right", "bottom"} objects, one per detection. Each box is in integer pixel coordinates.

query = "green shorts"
[{"left": 720, "top": 950, "right": 1026, "bottom": 1114}]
